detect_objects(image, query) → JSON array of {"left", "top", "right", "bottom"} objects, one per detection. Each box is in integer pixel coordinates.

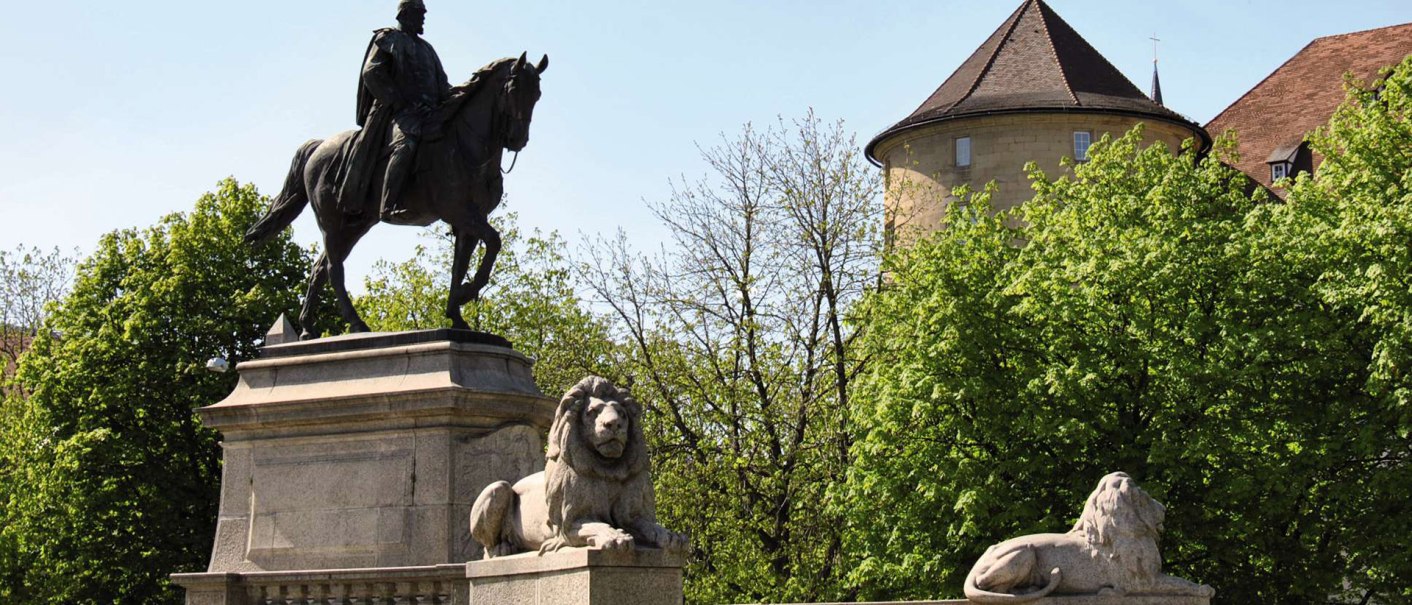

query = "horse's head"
[{"left": 501, "top": 52, "right": 547, "bottom": 152}]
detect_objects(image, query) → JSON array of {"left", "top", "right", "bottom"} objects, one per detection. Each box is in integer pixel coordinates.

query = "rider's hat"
[{"left": 398, "top": 0, "right": 426, "bottom": 13}]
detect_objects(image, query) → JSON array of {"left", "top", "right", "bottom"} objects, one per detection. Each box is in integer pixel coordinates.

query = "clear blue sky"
[{"left": 1, "top": 1, "right": 1407, "bottom": 285}]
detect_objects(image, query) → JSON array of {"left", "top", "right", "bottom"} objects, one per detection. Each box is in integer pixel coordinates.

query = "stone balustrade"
[{"left": 174, "top": 564, "right": 469, "bottom": 605}]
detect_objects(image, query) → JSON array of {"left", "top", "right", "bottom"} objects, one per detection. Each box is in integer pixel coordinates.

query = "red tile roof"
[
  {"left": 867, "top": 0, "right": 1206, "bottom": 162},
  {"left": 1206, "top": 22, "right": 1412, "bottom": 195}
]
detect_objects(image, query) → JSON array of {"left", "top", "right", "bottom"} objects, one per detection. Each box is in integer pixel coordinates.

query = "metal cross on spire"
[{"left": 1150, "top": 34, "right": 1161, "bottom": 63}]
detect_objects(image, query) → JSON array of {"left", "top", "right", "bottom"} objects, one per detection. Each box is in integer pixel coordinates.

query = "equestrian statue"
[{"left": 245, "top": 0, "right": 547, "bottom": 340}]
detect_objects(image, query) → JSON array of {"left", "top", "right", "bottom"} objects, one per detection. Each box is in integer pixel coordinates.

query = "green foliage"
[
  {"left": 848, "top": 99, "right": 1411, "bottom": 603},
  {"left": 0, "top": 244, "right": 78, "bottom": 397},
  {"left": 0, "top": 179, "right": 332, "bottom": 604},
  {"left": 1281, "top": 56, "right": 1412, "bottom": 603},
  {"left": 583, "top": 112, "right": 881, "bottom": 604},
  {"left": 357, "top": 215, "right": 618, "bottom": 397}
]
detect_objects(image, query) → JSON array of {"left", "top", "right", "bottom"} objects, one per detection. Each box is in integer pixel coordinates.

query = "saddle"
[{"left": 335, "top": 74, "right": 490, "bottom": 220}]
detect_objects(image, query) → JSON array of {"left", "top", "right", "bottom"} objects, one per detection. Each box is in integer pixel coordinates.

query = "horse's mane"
[
  {"left": 458, "top": 57, "right": 520, "bottom": 94},
  {"left": 429, "top": 57, "right": 521, "bottom": 132}
]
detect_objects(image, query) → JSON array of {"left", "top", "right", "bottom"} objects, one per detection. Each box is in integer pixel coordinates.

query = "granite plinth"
[
  {"left": 258, "top": 328, "right": 511, "bottom": 358},
  {"left": 991, "top": 597, "right": 1210, "bottom": 605},
  {"left": 744, "top": 596, "right": 1208, "bottom": 605},
  {"left": 194, "top": 331, "right": 556, "bottom": 575},
  {"left": 467, "top": 548, "right": 685, "bottom": 605}
]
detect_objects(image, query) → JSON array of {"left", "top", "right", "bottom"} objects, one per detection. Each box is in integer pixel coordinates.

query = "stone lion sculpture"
[
  {"left": 469, "top": 376, "right": 688, "bottom": 557},
  {"left": 964, "top": 472, "right": 1214, "bottom": 603}
]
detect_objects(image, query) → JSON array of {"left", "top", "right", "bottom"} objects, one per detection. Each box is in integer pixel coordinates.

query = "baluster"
[
  {"left": 433, "top": 579, "right": 447, "bottom": 605},
  {"left": 329, "top": 582, "right": 350, "bottom": 605}
]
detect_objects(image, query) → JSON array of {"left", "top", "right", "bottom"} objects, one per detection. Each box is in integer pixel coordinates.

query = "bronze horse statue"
[{"left": 245, "top": 53, "right": 547, "bottom": 340}]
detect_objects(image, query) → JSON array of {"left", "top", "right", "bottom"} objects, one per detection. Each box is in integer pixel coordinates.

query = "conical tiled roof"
[{"left": 866, "top": 0, "right": 1206, "bottom": 162}]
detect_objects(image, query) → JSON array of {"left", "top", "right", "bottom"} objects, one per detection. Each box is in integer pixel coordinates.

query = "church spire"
[
  {"left": 1151, "top": 62, "right": 1164, "bottom": 105},
  {"left": 1149, "top": 34, "right": 1164, "bottom": 105}
]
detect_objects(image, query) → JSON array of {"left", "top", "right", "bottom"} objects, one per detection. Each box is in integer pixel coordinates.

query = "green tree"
[
  {"left": 582, "top": 112, "right": 881, "bottom": 604},
  {"left": 848, "top": 112, "right": 1409, "bottom": 602},
  {"left": 357, "top": 215, "right": 618, "bottom": 398},
  {"left": 0, "top": 245, "right": 78, "bottom": 396},
  {"left": 1279, "top": 56, "right": 1412, "bottom": 603},
  {"left": 0, "top": 179, "right": 335, "bottom": 604}
]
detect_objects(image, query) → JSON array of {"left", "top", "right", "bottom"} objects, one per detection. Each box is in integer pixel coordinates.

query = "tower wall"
[{"left": 875, "top": 113, "right": 1199, "bottom": 241}]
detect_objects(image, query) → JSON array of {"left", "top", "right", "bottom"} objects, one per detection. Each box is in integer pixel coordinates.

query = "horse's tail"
[{"left": 245, "top": 139, "right": 321, "bottom": 244}]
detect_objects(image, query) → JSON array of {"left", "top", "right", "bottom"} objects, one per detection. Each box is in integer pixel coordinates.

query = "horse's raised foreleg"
[
  {"left": 298, "top": 252, "right": 329, "bottom": 340},
  {"left": 464, "top": 216, "right": 501, "bottom": 304},
  {"left": 325, "top": 241, "right": 371, "bottom": 333},
  {"left": 447, "top": 226, "right": 480, "bottom": 331}
]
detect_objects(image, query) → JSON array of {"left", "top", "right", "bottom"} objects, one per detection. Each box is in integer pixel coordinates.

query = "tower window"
[
  {"left": 956, "top": 136, "right": 972, "bottom": 168},
  {"left": 1073, "top": 131, "right": 1092, "bottom": 162}
]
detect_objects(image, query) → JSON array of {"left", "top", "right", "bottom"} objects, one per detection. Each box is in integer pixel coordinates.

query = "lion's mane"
[
  {"left": 543, "top": 376, "right": 654, "bottom": 539},
  {"left": 1070, "top": 472, "right": 1165, "bottom": 584}
]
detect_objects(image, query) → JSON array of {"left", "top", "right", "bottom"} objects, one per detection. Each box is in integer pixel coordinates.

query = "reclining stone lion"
[
  {"left": 470, "top": 376, "right": 688, "bottom": 557},
  {"left": 964, "top": 472, "right": 1214, "bottom": 602}
]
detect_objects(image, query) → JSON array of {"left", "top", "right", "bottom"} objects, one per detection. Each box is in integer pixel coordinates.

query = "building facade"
[{"left": 867, "top": 0, "right": 1208, "bottom": 240}]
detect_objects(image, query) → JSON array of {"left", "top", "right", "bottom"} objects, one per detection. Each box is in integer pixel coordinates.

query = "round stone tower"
[{"left": 867, "top": 0, "right": 1209, "bottom": 240}]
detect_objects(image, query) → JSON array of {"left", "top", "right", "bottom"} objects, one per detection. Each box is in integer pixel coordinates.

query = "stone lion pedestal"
[
  {"left": 173, "top": 328, "right": 557, "bottom": 605},
  {"left": 975, "top": 597, "right": 1210, "bottom": 605},
  {"left": 468, "top": 548, "right": 685, "bottom": 605}
]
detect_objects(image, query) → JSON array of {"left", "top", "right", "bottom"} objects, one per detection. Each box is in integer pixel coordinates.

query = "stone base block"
[
  {"left": 196, "top": 331, "right": 556, "bottom": 572},
  {"left": 968, "top": 596, "right": 1209, "bottom": 605},
  {"left": 467, "top": 548, "right": 684, "bottom": 605}
]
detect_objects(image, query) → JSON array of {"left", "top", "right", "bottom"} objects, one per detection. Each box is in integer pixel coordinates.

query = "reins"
[{"left": 489, "top": 67, "right": 526, "bottom": 175}]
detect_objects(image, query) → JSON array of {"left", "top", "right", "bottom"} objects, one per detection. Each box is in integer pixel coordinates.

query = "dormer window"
[
  {"left": 1266, "top": 143, "right": 1303, "bottom": 183},
  {"left": 1271, "top": 162, "right": 1290, "bottom": 181}
]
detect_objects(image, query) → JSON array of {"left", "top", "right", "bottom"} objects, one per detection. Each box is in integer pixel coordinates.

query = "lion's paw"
[
  {"left": 655, "top": 527, "right": 690, "bottom": 554},
  {"left": 589, "top": 530, "right": 635, "bottom": 551}
]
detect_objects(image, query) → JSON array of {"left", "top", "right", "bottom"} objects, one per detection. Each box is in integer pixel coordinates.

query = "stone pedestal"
[
  {"left": 970, "top": 597, "right": 1210, "bottom": 605},
  {"left": 174, "top": 329, "right": 556, "bottom": 604},
  {"left": 468, "top": 549, "right": 685, "bottom": 605}
]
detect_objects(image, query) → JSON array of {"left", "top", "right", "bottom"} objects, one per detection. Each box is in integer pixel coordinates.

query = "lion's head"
[
  {"left": 546, "top": 376, "right": 649, "bottom": 482},
  {"left": 1071, "top": 471, "right": 1165, "bottom": 577}
]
